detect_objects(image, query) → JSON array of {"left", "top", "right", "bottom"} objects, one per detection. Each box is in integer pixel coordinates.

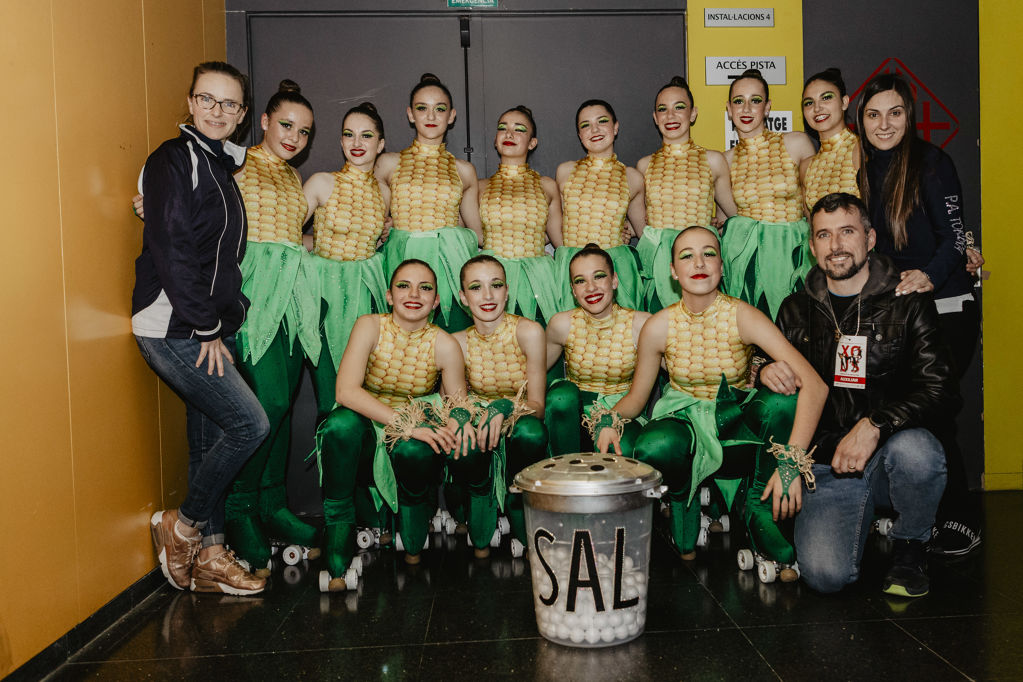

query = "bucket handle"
[{"left": 643, "top": 485, "right": 668, "bottom": 499}]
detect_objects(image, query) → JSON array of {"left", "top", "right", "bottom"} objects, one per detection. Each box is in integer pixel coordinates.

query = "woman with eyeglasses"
[
  {"left": 135, "top": 79, "right": 323, "bottom": 578},
  {"left": 135, "top": 62, "right": 269, "bottom": 595}
]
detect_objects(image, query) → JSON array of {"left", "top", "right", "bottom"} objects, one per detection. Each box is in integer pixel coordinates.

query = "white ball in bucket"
[{"left": 531, "top": 542, "right": 648, "bottom": 646}]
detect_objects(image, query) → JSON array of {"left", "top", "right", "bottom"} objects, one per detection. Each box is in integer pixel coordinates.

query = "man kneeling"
[{"left": 761, "top": 192, "right": 955, "bottom": 597}]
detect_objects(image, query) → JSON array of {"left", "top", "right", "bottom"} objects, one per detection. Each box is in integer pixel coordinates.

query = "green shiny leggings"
[
  {"left": 318, "top": 406, "right": 446, "bottom": 573},
  {"left": 226, "top": 324, "right": 317, "bottom": 569},
  {"left": 447, "top": 415, "right": 549, "bottom": 548},
  {"left": 545, "top": 381, "right": 641, "bottom": 456},
  {"left": 634, "top": 389, "right": 798, "bottom": 562}
]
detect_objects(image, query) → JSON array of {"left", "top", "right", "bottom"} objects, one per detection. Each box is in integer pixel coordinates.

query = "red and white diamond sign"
[{"left": 850, "top": 58, "right": 960, "bottom": 149}]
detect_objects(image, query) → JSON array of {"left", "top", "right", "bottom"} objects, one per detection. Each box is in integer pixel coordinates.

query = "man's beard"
[{"left": 821, "top": 251, "right": 867, "bottom": 281}]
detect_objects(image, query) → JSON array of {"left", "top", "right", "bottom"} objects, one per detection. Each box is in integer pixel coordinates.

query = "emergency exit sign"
[{"left": 447, "top": 0, "right": 498, "bottom": 6}]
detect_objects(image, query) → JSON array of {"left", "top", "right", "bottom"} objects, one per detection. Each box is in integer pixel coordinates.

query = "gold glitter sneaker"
[
  {"left": 191, "top": 549, "right": 267, "bottom": 595},
  {"left": 150, "top": 509, "right": 201, "bottom": 590}
]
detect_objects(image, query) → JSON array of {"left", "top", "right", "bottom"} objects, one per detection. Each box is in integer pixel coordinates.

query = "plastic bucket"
[{"left": 513, "top": 453, "right": 664, "bottom": 647}]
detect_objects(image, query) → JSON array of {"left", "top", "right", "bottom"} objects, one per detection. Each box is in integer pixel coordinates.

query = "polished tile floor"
[{"left": 50, "top": 492, "right": 1022, "bottom": 681}]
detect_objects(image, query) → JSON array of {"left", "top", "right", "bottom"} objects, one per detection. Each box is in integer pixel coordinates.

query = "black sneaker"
[
  {"left": 928, "top": 521, "right": 982, "bottom": 557},
  {"left": 882, "top": 539, "right": 929, "bottom": 598}
]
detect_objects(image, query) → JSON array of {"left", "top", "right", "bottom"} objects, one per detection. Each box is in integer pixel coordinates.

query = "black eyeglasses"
[{"left": 192, "top": 93, "right": 243, "bottom": 115}]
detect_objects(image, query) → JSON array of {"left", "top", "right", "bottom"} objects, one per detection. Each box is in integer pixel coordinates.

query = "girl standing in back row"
[{"left": 723, "top": 69, "right": 815, "bottom": 319}]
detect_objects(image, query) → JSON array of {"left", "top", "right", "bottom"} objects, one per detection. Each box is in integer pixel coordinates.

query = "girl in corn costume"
[
  {"left": 637, "top": 76, "right": 738, "bottom": 312},
  {"left": 799, "top": 68, "right": 860, "bottom": 213},
  {"left": 303, "top": 103, "right": 392, "bottom": 541},
  {"left": 545, "top": 245, "right": 651, "bottom": 457},
  {"left": 596, "top": 227, "right": 826, "bottom": 577},
  {"left": 722, "top": 69, "right": 816, "bottom": 319},
  {"left": 375, "top": 73, "right": 482, "bottom": 334},
  {"left": 554, "top": 100, "right": 646, "bottom": 312},
  {"left": 315, "top": 260, "right": 473, "bottom": 588},
  {"left": 224, "top": 81, "right": 322, "bottom": 574},
  {"left": 302, "top": 102, "right": 390, "bottom": 418},
  {"left": 478, "top": 106, "right": 562, "bottom": 324},
  {"left": 451, "top": 256, "right": 549, "bottom": 556}
]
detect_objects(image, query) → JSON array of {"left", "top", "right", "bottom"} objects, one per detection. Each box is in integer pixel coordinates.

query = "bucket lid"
[{"left": 513, "top": 454, "right": 662, "bottom": 496}]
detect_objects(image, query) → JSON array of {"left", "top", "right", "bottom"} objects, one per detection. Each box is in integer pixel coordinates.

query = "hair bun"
[
  {"left": 741, "top": 68, "right": 763, "bottom": 78},
  {"left": 361, "top": 101, "right": 378, "bottom": 114},
  {"left": 419, "top": 73, "right": 441, "bottom": 85},
  {"left": 278, "top": 79, "right": 301, "bottom": 94},
  {"left": 515, "top": 104, "right": 533, "bottom": 117},
  {"left": 824, "top": 67, "right": 843, "bottom": 78},
  {"left": 669, "top": 75, "right": 689, "bottom": 89}
]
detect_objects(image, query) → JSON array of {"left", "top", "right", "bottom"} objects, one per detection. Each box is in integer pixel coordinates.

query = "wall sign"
[
  {"left": 704, "top": 7, "right": 775, "bottom": 27},
  {"left": 706, "top": 56, "right": 786, "bottom": 86},
  {"left": 725, "top": 111, "right": 793, "bottom": 148},
  {"left": 850, "top": 57, "right": 960, "bottom": 149}
]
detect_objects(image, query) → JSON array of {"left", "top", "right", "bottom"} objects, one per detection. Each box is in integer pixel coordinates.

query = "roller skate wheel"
[
  {"left": 876, "top": 517, "right": 893, "bottom": 537},
  {"left": 696, "top": 527, "right": 709, "bottom": 548},
  {"left": 283, "top": 565, "right": 302, "bottom": 585},
  {"left": 718, "top": 514, "right": 730, "bottom": 533},
  {"left": 737, "top": 548, "right": 754, "bottom": 571},
  {"left": 344, "top": 567, "right": 359, "bottom": 590},
  {"left": 395, "top": 535, "right": 405, "bottom": 553},
  {"left": 700, "top": 514, "right": 711, "bottom": 530},
  {"left": 510, "top": 538, "right": 525, "bottom": 558},
  {"left": 351, "top": 554, "right": 364, "bottom": 576},
  {"left": 443, "top": 518, "right": 457, "bottom": 535},
  {"left": 498, "top": 517, "right": 511, "bottom": 535},
  {"left": 699, "top": 486, "right": 711, "bottom": 506},
  {"left": 281, "top": 545, "right": 303, "bottom": 566},
  {"left": 356, "top": 529, "right": 374, "bottom": 550},
  {"left": 431, "top": 513, "right": 443, "bottom": 534},
  {"left": 318, "top": 570, "right": 330, "bottom": 592},
  {"left": 490, "top": 529, "right": 502, "bottom": 548},
  {"left": 423, "top": 536, "right": 430, "bottom": 550},
  {"left": 758, "top": 560, "right": 777, "bottom": 584}
]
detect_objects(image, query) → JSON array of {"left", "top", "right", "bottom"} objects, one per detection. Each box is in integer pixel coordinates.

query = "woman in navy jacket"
[
  {"left": 857, "top": 72, "right": 980, "bottom": 556},
  {"left": 134, "top": 61, "right": 269, "bottom": 596}
]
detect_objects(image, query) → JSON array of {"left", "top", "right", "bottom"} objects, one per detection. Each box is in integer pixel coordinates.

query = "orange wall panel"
[
  {"left": 204, "top": 0, "right": 227, "bottom": 60},
  {"left": 0, "top": 1, "right": 226, "bottom": 675},
  {"left": 144, "top": 0, "right": 205, "bottom": 141},
  {"left": 0, "top": 3, "right": 78, "bottom": 676},
  {"left": 51, "top": 0, "right": 164, "bottom": 618}
]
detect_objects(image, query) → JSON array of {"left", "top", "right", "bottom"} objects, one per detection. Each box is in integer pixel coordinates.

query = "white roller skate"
[{"left": 736, "top": 548, "right": 800, "bottom": 584}]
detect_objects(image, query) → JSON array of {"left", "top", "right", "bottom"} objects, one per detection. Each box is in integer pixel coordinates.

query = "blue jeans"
[
  {"left": 136, "top": 336, "right": 270, "bottom": 546},
  {"left": 794, "top": 428, "right": 947, "bottom": 594}
]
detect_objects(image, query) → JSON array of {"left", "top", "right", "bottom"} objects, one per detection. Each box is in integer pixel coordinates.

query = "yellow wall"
[
  {"left": 979, "top": 1, "right": 1022, "bottom": 489},
  {"left": 686, "top": 0, "right": 805, "bottom": 152},
  {"left": 0, "top": 0, "right": 225, "bottom": 674}
]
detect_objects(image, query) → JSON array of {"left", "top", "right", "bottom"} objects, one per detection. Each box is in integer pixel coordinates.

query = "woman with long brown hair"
[{"left": 857, "top": 72, "right": 981, "bottom": 557}]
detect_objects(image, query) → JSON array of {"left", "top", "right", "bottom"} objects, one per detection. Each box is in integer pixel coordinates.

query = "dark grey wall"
[
  {"left": 226, "top": 0, "right": 689, "bottom": 514},
  {"left": 803, "top": 0, "right": 983, "bottom": 486}
]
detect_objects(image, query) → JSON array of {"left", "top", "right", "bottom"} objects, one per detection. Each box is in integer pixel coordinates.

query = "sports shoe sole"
[
  {"left": 882, "top": 583, "right": 929, "bottom": 598},
  {"left": 190, "top": 577, "right": 265, "bottom": 596},
  {"left": 929, "top": 535, "right": 981, "bottom": 557}
]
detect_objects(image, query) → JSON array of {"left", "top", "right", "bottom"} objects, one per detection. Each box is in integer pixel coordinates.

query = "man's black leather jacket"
[{"left": 771, "top": 254, "right": 959, "bottom": 463}]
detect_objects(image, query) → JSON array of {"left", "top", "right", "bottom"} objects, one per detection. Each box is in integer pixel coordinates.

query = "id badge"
[{"left": 833, "top": 335, "right": 866, "bottom": 389}]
